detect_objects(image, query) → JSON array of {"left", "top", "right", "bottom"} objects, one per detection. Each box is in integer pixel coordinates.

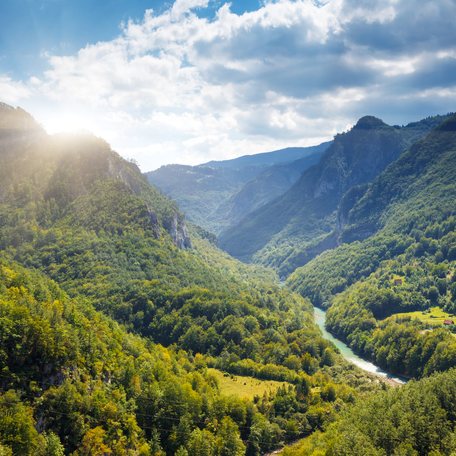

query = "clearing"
[
  {"left": 388, "top": 306, "right": 455, "bottom": 326},
  {"left": 207, "top": 368, "right": 290, "bottom": 400}
]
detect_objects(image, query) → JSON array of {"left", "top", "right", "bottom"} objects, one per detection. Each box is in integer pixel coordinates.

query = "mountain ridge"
[
  {"left": 287, "top": 113, "right": 456, "bottom": 379},
  {"left": 219, "top": 113, "right": 454, "bottom": 277}
]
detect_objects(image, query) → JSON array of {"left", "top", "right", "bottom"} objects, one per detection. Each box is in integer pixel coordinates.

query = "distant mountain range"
[
  {"left": 145, "top": 142, "right": 330, "bottom": 234},
  {"left": 219, "top": 114, "right": 453, "bottom": 277},
  {"left": 148, "top": 113, "right": 452, "bottom": 278}
]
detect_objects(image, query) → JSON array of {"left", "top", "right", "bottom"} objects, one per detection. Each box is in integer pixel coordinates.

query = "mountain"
[
  {"left": 202, "top": 144, "right": 330, "bottom": 169},
  {"left": 288, "top": 114, "right": 456, "bottom": 379},
  {"left": 146, "top": 142, "right": 329, "bottom": 234},
  {"left": 215, "top": 152, "right": 331, "bottom": 229},
  {"left": 220, "top": 114, "right": 453, "bottom": 277},
  {"left": 0, "top": 103, "right": 365, "bottom": 455}
]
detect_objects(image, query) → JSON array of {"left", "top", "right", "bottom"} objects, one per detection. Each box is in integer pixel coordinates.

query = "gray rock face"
[
  {"left": 165, "top": 214, "right": 192, "bottom": 249},
  {"left": 145, "top": 207, "right": 161, "bottom": 239}
]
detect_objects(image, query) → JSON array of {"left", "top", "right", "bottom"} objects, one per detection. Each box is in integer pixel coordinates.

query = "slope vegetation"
[{"left": 284, "top": 368, "right": 456, "bottom": 456}]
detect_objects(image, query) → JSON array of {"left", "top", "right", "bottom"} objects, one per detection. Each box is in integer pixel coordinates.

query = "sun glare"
[{"left": 42, "top": 112, "right": 93, "bottom": 135}]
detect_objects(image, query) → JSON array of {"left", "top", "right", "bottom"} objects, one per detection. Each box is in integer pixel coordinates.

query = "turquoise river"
[{"left": 314, "top": 306, "right": 407, "bottom": 384}]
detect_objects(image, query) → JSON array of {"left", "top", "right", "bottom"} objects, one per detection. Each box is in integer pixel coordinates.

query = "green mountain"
[
  {"left": 220, "top": 115, "right": 452, "bottom": 277},
  {"left": 0, "top": 103, "right": 366, "bottom": 455},
  {"left": 145, "top": 143, "right": 329, "bottom": 234},
  {"left": 288, "top": 114, "right": 456, "bottom": 378}
]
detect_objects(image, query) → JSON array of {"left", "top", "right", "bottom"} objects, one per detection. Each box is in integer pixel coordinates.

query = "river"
[{"left": 314, "top": 306, "right": 407, "bottom": 384}]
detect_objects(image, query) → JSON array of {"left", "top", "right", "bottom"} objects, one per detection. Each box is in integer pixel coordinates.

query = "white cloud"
[
  {"left": 2, "top": 0, "right": 456, "bottom": 170},
  {"left": 172, "top": 0, "right": 209, "bottom": 17},
  {"left": 0, "top": 76, "right": 31, "bottom": 104}
]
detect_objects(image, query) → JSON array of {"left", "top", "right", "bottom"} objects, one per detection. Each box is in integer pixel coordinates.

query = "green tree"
[
  {"left": 216, "top": 417, "right": 246, "bottom": 456},
  {"left": 187, "top": 429, "right": 216, "bottom": 456},
  {"left": 0, "top": 390, "right": 41, "bottom": 455}
]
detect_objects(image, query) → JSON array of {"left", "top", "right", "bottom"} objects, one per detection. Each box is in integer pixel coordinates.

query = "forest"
[{"left": 2, "top": 0, "right": 456, "bottom": 454}]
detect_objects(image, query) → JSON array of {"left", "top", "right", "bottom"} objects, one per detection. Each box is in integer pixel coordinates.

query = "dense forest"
[
  {"left": 283, "top": 369, "right": 456, "bottom": 455},
  {"left": 0, "top": 257, "right": 365, "bottom": 455}
]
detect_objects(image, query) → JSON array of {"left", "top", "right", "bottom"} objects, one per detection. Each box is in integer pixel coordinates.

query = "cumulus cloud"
[{"left": 2, "top": 0, "right": 456, "bottom": 169}]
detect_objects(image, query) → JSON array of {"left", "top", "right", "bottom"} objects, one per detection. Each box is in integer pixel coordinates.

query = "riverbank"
[{"left": 314, "top": 307, "right": 408, "bottom": 385}]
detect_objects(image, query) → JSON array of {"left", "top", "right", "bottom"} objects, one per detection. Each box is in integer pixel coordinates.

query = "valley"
[
  {"left": 2, "top": 1, "right": 456, "bottom": 455},
  {"left": 0, "top": 101, "right": 455, "bottom": 456},
  {"left": 146, "top": 111, "right": 456, "bottom": 454}
]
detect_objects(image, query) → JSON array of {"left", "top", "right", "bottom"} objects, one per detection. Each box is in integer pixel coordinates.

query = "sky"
[{"left": 1, "top": 0, "right": 456, "bottom": 170}]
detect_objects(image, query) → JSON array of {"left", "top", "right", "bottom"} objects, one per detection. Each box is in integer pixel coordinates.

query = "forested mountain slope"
[
  {"left": 0, "top": 103, "right": 366, "bottom": 454},
  {"left": 146, "top": 143, "right": 329, "bottom": 234},
  {"left": 288, "top": 114, "right": 456, "bottom": 378},
  {"left": 220, "top": 115, "right": 452, "bottom": 277},
  {"left": 284, "top": 368, "right": 456, "bottom": 456}
]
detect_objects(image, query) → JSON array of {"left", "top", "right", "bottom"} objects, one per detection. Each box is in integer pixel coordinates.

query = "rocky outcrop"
[
  {"left": 164, "top": 214, "right": 192, "bottom": 249},
  {"left": 145, "top": 206, "right": 161, "bottom": 239},
  {"left": 107, "top": 155, "right": 145, "bottom": 195}
]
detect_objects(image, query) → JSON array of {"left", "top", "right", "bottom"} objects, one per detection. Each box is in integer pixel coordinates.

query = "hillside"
[
  {"left": 0, "top": 103, "right": 368, "bottom": 455},
  {"left": 288, "top": 115, "right": 456, "bottom": 378},
  {"left": 220, "top": 114, "right": 452, "bottom": 277},
  {"left": 283, "top": 368, "right": 456, "bottom": 456},
  {"left": 146, "top": 143, "right": 329, "bottom": 234},
  {"left": 218, "top": 153, "right": 327, "bottom": 228}
]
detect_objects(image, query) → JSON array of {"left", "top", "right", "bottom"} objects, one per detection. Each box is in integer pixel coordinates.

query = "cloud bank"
[{"left": 4, "top": 0, "right": 456, "bottom": 169}]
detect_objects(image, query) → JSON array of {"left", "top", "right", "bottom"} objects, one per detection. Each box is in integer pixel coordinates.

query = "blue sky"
[
  {"left": 1, "top": 0, "right": 456, "bottom": 170},
  {"left": 0, "top": 0, "right": 260, "bottom": 76}
]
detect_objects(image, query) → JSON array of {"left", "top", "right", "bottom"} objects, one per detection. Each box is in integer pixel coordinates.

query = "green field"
[
  {"left": 208, "top": 368, "right": 290, "bottom": 400},
  {"left": 387, "top": 307, "right": 455, "bottom": 326}
]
